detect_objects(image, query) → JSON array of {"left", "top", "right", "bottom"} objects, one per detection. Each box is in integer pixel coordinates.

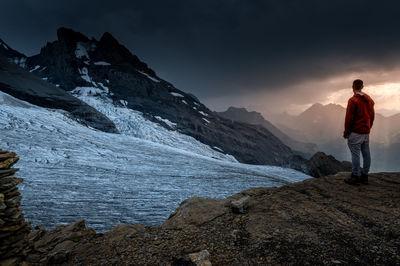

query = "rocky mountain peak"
[
  {"left": 227, "top": 106, "right": 245, "bottom": 111},
  {"left": 299, "top": 103, "right": 331, "bottom": 118},
  {"left": 57, "top": 27, "right": 90, "bottom": 45},
  {"left": 0, "top": 39, "right": 27, "bottom": 68},
  {"left": 99, "top": 31, "right": 119, "bottom": 45},
  {"left": 302, "top": 103, "right": 345, "bottom": 115},
  {"left": 96, "top": 31, "right": 155, "bottom": 75},
  {"left": 308, "top": 102, "right": 323, "bottom": 110},
  {"left": 0, "top": 39, "right": 23, "bottom": 57},
  {"left": 26, "top": 27, "right": 157, "bottom": 91},
  {"left": 226, "top": 106, "right": 245, "bottom": 113},
  {"left": 325, "top": 103, "right": 345, "bottom": 111},
  {"left": 223, "top": 107, "right": 264, "bottom": 120}
]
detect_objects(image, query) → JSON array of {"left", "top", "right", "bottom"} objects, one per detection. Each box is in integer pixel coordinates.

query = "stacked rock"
[{"left": 0, "top": 150, "right": 30, "bottom": 264}]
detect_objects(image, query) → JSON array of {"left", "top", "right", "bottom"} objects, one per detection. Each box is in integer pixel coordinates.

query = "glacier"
[
  {"left": 71, "top": 91, "right": 237, "bottom": 161},
  {"left": 0, "top": 91, "right": 311, "bottom": 232}
]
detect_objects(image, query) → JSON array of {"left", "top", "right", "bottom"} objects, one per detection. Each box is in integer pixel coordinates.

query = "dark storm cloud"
[{"left": 1, "top": 0, "right": 400, "bottom": 105}]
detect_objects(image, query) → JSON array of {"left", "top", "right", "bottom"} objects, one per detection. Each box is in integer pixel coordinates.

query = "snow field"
[{"left": 0, "top": 91, "right": 310, "bottom": 231}]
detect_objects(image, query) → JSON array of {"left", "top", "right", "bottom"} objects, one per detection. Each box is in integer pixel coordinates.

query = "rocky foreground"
[
  {"left": 0, "top": 151, "right": 399, "bottom": 265},
  {"left": 26, "top": 174, "right": 400, "bottom": 265}
]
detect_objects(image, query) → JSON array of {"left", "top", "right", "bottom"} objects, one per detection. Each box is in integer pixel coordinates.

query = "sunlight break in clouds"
[
  {"left": 276, "top": 67, "right": 400, "bottom": 116},
  {"left": 324, "top": 83, "right": 400, "bottom": 117}
]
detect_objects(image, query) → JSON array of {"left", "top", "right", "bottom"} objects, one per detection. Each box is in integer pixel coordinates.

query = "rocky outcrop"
[
  {"left": 26, "top": 220, "right": 96, "bottom": 264},
  {"left": 0, "top": 150, "right": 30, "bottom": 265},
  {"left": 306, "top": 151, "right": 352, "bottom": 178},
  {"left": 23, "top": 171, "right": 400, "bottom": 265}
]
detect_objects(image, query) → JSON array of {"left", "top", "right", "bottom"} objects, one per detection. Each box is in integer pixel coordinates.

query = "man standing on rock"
[{"left": 343, "top": 79, "right": 375, "bottom": 185}]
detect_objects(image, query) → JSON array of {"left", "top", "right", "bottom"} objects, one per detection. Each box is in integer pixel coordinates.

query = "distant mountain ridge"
[
  {"left": 268, "top": 103, "right": 400, "bottom": 171},
  {"left": 0, "top": 28, "right": 306, "bottom": 169},
  {"left": 218, "top": 107, "right": 317, "bottom": 157},
  {"left": 270, "top": 103, "right": 400, "bottom": 145}
]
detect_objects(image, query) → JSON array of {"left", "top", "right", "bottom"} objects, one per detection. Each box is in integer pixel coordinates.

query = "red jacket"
[{"left": 344, "top": 92, "right": 375, "bottom": 136}]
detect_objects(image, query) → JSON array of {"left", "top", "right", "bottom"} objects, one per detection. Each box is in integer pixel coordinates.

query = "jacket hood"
[{"left": 355, "top": 92, "right": 374, "bottom": 106}]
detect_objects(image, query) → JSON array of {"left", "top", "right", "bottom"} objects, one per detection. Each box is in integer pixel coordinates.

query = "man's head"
[{"left": 353, "top": 79, "right": 364, "bottom": 92}]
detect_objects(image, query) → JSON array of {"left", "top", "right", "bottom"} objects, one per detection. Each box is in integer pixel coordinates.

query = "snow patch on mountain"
[
  {"left": 78, "top": 67, "right": 93, "bottom": 84},
  {"left": 154, "top": 116, "right": 177, "bottom": 128},
  {"left": 30, "top": 65, "right": 41, "bottom": 72},
  {"left": 94, "top": 61, "right": 111, "bottom": 66},
  {"left": 75, "top": 42, "right": 89, "bottom": 59},
  {"left": 137, "top": 70, "right": 160, "bottom": 82},
  {"left": 97, "top": 82, "right": 109, "bottom": 93},
  {"left": 119, "top": 99, "right": 128, "bottom": 107},
  {"left": 1, "top": 42, "right": 8, "bottom": 50},
  {"left": 12, "top": 57, "right": 26, "bottom": 68},
  {"left": 170, "top": 92, "right": 184, "bottom": 97},
  {"left": 72, "top": 87, "right": 106, "bottom": 97},
  {"left": 199, "top": 111, "right": 208, "bottom": 117},
  {"left": 203, "top": 118, "right": 211, "bottom": 124},
  {"left": 213, "top": 146, "right": 223, "bottom": 152}
]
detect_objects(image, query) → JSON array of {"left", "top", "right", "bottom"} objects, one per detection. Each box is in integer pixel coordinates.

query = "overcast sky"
[{"left": 2, "top": 0, "right": 400, "bottom": 115}]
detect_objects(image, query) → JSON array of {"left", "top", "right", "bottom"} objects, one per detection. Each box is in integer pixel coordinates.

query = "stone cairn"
[{"left": 0, "top": 150, "right": 30, "bottom": 264}]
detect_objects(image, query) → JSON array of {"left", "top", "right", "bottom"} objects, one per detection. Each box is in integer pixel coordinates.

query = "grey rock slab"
[
  {"left": 231, "top": 195, "right": 250, "bottom": 214},
  {"left": 163, "top": 197, "right": 228, "bottom": 229}
]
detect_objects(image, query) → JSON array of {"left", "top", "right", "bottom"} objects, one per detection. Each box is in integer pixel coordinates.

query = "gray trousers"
[{"left": 347, "top": 132, "right": 371, "bottom": 176}]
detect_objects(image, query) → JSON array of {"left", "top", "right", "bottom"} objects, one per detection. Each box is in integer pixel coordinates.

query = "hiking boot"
[
  {"left": 360, "top": 173, "right": 368, "bottom": 185},
  {"left": 344, "top": 174, "right": 360, "bottom": 185}
]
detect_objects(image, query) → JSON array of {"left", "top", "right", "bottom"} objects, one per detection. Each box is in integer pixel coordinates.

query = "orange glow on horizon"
[{"left": 322, "top": 83, "right": 400, "bottom": 117}]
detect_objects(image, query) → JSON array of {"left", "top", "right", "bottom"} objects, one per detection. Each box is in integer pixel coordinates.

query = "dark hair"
[{"left": 353, "top": 79, "right": 364, "bottom": 90}]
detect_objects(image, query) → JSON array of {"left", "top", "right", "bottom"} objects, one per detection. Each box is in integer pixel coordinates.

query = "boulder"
[
  {"left": 163, "top": 197, "right": 228, "bottom": 229},
  {"left": 188, "top": 250, "right": 212, "bottom": 266},
  {"left": 306, "top": 152, "right": 352, "bottom": 177},
  {"left": 230, "top": 195, "right": 250, "bottom": 214}
]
